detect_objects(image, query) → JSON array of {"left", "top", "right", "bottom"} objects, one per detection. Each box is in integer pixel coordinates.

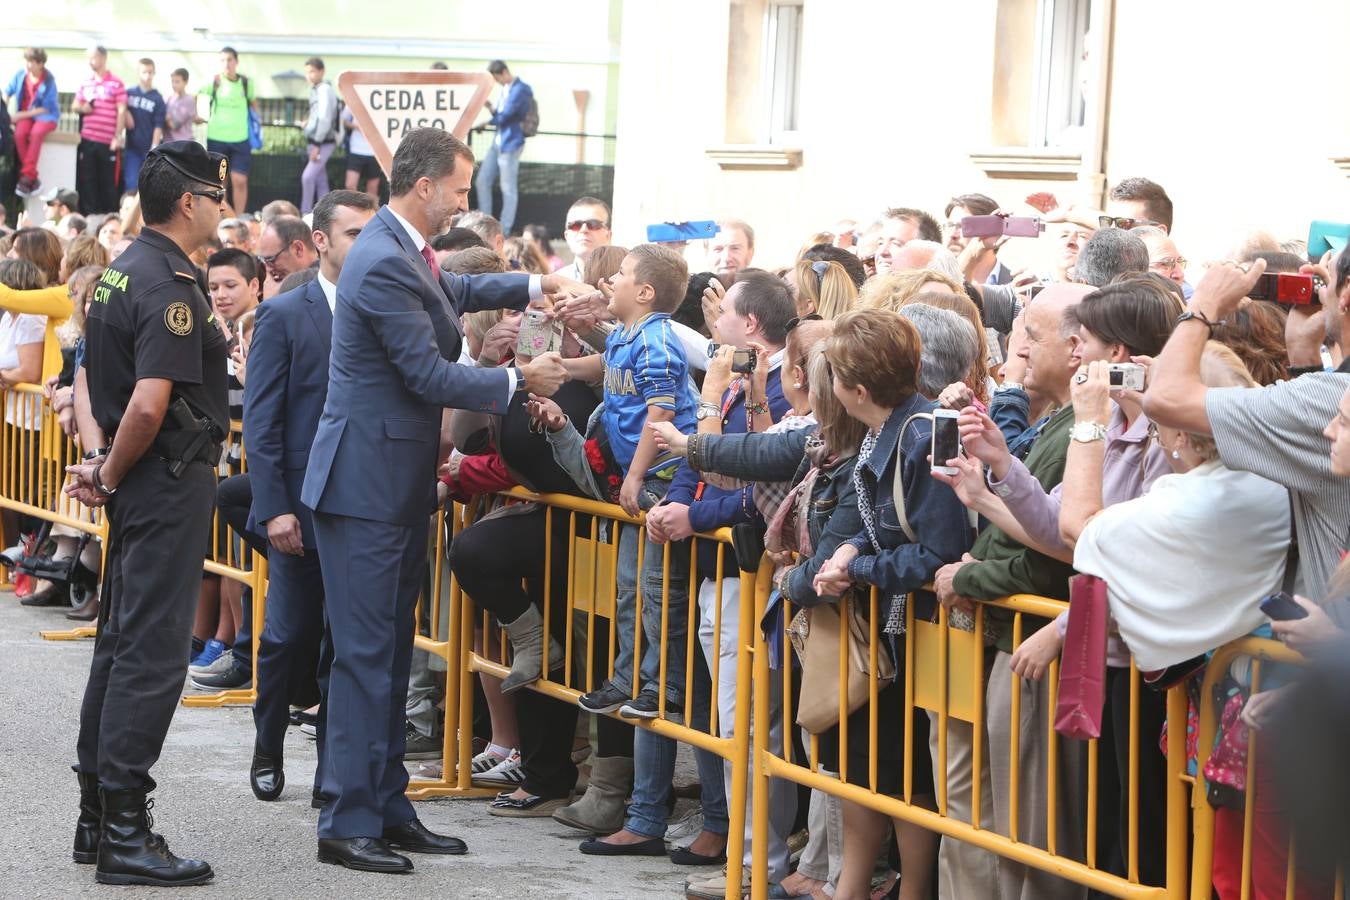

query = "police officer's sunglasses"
[{"left": 191, "top": 188, "right": 228, "bottom": 204}]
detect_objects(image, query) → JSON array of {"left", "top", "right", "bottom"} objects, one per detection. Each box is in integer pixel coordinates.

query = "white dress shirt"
[{"left": 316, "top": 271, "right": 337, "bottom": 313}]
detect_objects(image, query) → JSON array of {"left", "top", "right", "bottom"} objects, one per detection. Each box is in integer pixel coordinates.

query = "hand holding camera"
[
  {"left": 1191, "top": 257, "right": 1267, "bottom": 321},
  {"left": 1070, "top": 360, "right": 1113, "bottom": 425}
]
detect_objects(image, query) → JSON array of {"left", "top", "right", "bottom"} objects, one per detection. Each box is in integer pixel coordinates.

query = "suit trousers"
[
  {"left": 75, "top": 458, "right": 216, "bottom": 791},
  {"left": 253, "top": 547, "right": 329, "bottom": 763},
  {"left": 986, "top": 649, "right": 1087, "bottom": 900},
  {"left": 312, "top": 510, "right": 424, "bottom": 839}
]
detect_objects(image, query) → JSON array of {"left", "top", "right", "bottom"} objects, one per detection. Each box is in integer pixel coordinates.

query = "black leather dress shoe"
[
  {"left": 381, "top": 818, "right": 467, "bottom": 855},
  {"left": 249, "top": 748, "right": 284, "bottom": 801},
  {"left": 317, "top": 837, "right": 412, "bottom": 873}
]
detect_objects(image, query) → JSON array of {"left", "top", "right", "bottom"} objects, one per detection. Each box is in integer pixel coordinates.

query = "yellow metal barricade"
[
  {"left": 749, "top": 581, "right": 1193, "bottom": 900},
  {"left": 183, "top": 420, "right": 269, "bottom": 708},
  {"left": 438, "top": 487, "right": 757, "bottom": 895},
  {"left": 0, "top": 384, "right": 109, "bottom": 639}
]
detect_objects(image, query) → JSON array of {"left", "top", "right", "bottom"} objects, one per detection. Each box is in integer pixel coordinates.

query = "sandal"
[{"left": 488, "top": 792, "right": 570, "bottom": 817}]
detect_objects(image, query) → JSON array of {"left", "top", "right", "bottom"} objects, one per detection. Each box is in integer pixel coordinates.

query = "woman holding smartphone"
[{"left": 810, "top": 309, "right": 972, "bottom": 900}]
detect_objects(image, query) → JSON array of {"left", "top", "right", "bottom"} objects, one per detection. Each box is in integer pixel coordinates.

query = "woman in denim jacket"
[{"left": 811, "top": 309, "right": 973, "bottom": 900}]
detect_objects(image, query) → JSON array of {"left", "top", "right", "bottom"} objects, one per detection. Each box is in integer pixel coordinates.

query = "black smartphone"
[
  {"left": 731, "top": 348, "right": 756, "bottom": 375},
  {"left": 1259, "top": 591, "right": 1307, "bottom": 621},
  {"left": 931, "top": 409, "right": 962, "bottom": 474}
]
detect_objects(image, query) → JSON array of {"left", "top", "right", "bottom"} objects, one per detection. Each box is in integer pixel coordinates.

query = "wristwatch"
[
  {"left": 511, "top": 366, "right": 527, "bottom": 392},
  {"left": 696, "top": 403, "right": 722, "bottom": 421},
  {"left": 1071, "top": 422, "right": 1108, "bottom": 443},
  {"left": 993, "top": 381, "right": 1024, "bottom": 394}
]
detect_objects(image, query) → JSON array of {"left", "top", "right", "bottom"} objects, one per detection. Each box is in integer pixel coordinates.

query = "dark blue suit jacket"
[
  {"left": 301, "top": 206, "right": 531, "bottom": 526},
  {"left": 243, "top": 278, "right": 332, "bottom": 549}
]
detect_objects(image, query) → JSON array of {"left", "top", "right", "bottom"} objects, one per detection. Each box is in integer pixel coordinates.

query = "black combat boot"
[
  {"left": 95, "top": 789, "right": 213, "bottom": 886},
  {"left": 73, "top": 769, "right": 101, "bottom": 864}
]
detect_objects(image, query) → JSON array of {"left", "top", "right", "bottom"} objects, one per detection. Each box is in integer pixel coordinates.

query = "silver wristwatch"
[{"left": 1071, "top": 422, "right": 1108, "bottom": 443}]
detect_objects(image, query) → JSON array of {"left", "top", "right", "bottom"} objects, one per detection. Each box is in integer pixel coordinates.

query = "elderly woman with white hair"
[{"left": 895, "top": 303, "right": 980, "bottom": 400}]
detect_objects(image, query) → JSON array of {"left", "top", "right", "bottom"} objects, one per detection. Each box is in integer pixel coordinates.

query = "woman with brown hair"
[
  {"left": 8, "top": 227, "right": 63, "bottom": 286},
  {"left": 809, "top": 308, "right": 972, "bottom": 900}
]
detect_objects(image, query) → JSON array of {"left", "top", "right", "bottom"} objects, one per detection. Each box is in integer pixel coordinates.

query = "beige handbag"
[{"left": 791, "top": 588, "right": 896, "bottom": 734}]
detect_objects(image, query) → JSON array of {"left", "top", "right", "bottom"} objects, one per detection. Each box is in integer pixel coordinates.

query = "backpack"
[
  {"left": 520, "top": 96, "right": 540, "bottom": 138},
  {"left": 209, "top": 73, "right": 249, "bottom": 113}
]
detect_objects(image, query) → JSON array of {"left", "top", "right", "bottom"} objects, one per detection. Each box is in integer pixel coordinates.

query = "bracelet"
[
  {"left": 1176, "top": 309, "right": 1224, "bottom": 335},
  {"left": 82, "top": 446, "right": 110, "bottom": 461},
  {"left": 686, "top": 433, "right": 705, "bottom": 472},
  {"left": 745, "top": 400, "right": 769, "bottom": 416}
]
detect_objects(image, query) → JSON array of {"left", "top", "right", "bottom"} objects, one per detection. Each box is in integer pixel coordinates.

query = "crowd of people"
[{"left": 2, "top": 113, "right": 1349, "bottom": 898}]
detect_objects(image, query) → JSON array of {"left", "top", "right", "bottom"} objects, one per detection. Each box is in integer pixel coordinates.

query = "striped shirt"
[
  {"left": 1206, "top": 372, "right": 1350, "bottom": 602},
  {"left": 76, "top": 70, "right": 127, "bottom": 144}
]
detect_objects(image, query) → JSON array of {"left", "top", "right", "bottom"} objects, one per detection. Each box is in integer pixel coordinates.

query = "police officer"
[{"left": 65, "top": 141, "right": 229, "bottom": 887}]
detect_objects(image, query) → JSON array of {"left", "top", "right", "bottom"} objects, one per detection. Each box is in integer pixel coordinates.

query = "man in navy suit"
[
  {"left": 301, "top": 127, "right": 582, "bottom": 874},
  {"left": 243, "top": 189, "right": 378, "bottom": 807},
  {"left": 473, "top": 59, "right": 533, "bottom": 234}
]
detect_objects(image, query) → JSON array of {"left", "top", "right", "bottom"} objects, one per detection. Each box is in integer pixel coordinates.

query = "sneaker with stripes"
[{"left": 472, "top": 749, "right": 524, "bottom": 786}]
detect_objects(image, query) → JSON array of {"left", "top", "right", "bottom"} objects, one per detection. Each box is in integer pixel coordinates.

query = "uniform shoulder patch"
[
  {"left": 171, "top": 270, "right": 199, "bottom": 283},
  {"left": 164, "top": 301, "right": 193, "bottom": 336}
]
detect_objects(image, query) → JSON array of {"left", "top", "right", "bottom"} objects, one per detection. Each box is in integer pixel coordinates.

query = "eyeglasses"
[
  {"left": 566, "top": 219, "right": 608, "bottom": 232},
  {"left": 191, "top": 188, "right": 227, "bottom": 204},
  {"left": 1098, "top": 215, "right": 1157, "bottom": 230},
  {"left": 1151, "top": 256, "right": 1187, "bottom": 270},
  {"left": 785, "top": 313, "right": 823, "bottom": 332},
  {"left": 258, "top": 245, "right": 292, "bottom": 267}
]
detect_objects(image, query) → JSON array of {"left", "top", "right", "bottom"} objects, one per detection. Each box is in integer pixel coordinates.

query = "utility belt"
[{"left": 151, "top": 397, "right": 224, "bottom": 478}]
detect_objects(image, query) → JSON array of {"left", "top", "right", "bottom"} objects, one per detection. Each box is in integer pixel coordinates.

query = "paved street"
[{"left": 0, "top": 590, "right": 703, "bottom": 899}]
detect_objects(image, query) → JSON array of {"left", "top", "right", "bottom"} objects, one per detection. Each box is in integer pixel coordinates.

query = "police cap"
[{"left": 146, "top": 141, "right": 229, "bottom": 193}]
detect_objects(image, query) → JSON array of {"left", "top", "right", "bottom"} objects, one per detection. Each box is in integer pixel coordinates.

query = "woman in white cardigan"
[{"left": 1061, "top": 344, "right": 1290, "bottom": 669}]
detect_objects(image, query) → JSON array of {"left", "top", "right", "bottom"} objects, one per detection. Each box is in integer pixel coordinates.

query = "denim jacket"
[
  {"left": 689, "top": 426, "right": 861, "bottom": 607},
  {"left": 844, "top": 394, "right": 973, "bottom": 619}
]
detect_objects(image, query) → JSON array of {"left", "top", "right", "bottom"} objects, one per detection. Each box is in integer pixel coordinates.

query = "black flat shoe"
[
  {"left": 311, "top": 787, "right": 330, "bottom": 810},
  {"left": 317, "top": 837, "right": 412, "bottom": 873},
  {"left": 20, "top": 581, "right": 69, "bottom": 608},
  {"left": 381, "top": 818, "right": 467, "bottom": 855},
  {"left": 249, "top": 748, "right": 284, "bottom": 801},
  {"left": 578, "top": 836, "right": 667, "bottom": 856},
  {"left": 669, "top": 846, "right": 727, "bottom": 866},
  {"left": 289, "top": 709, "right": 319, "bottom": 727}
]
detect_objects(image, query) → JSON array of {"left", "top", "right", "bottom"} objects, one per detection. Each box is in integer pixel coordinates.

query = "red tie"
[{"left": 421, "top": 244, "right": 437, "bottom": 273}]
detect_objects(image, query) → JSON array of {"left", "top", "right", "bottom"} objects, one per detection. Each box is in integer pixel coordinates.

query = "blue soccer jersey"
[{"left": 602, "top": 312, "right": 698, "bottom": 474}]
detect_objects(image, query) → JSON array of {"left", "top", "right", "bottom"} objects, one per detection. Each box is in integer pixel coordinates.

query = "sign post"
[{"left": 338, "top": 71, "right": 494, "bottom": 177}]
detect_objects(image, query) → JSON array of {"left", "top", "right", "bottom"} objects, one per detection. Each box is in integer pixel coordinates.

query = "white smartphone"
[{"left": 931, "top": 408, "right": 962, "bottom": 476}]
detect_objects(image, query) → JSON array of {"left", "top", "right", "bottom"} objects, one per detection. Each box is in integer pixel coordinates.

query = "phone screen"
[{"left": 931, "top": 415, "right": 961, "bottom": 467}]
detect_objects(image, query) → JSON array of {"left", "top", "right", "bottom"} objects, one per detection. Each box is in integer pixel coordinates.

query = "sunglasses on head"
[{"left": 566, "top": 218, "right": 608, "bottom": 232}]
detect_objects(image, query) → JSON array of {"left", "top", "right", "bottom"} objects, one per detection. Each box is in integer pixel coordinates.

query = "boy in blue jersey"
[{"left": 576, "top": 244, "right": 699, "bottom": 722}]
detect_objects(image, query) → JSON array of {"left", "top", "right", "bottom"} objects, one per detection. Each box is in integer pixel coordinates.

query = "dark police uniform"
[{"left": 74, "top": 149, "right": 229, "bottom": 797}]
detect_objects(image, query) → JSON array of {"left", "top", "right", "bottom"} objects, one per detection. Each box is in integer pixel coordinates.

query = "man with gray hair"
[
  {"left": 217, "top": 217, "right": 254, "bottom": 253},
  {"left": 1073, "top": 228, "right": 1149, "bottom": 287},
  {"left": 897, "top": 304, "right": 979, "bottom": 398},
  {"left": 454, "top": 210, "right": 505, "bottom": 256}
]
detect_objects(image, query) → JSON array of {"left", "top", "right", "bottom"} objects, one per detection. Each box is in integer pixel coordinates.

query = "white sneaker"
[
  {"left": 664, "top": 805, "right": 705, "bottom": 847},
  {"left": 472, "top": 749, "right": 524, "bottom": 786},
  {"left": 470, "top": 748, "right": 507, "bottom": 775},
  {"left": 189, "top": 649, "right": 235, "bottom": 678}
]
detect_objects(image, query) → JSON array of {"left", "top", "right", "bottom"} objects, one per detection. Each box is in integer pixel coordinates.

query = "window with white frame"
[
  {"left": 762, "top": 0, "right": 803, "bottom": 142},
  {"left": 1030, "top": 0, "right": 1092, "bottom": 148}
]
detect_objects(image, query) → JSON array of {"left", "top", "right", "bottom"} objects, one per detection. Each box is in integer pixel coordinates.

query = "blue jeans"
[
  {"left": 609, "top": 476, "right": 672, "bottom": 697},
  {"left": 122, "top": 148, "right": 147, "bottom": 194},
  {"left": 474, "top": 141, "right": 521, "bottom": 234},
  {"left": 624, "top": 648, "right": 730, "bottom": 839}
]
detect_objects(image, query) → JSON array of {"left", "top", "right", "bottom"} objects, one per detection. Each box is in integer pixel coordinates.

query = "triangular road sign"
[{"left": 338, "top": 71, "right": 494, "bottom": 178}]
